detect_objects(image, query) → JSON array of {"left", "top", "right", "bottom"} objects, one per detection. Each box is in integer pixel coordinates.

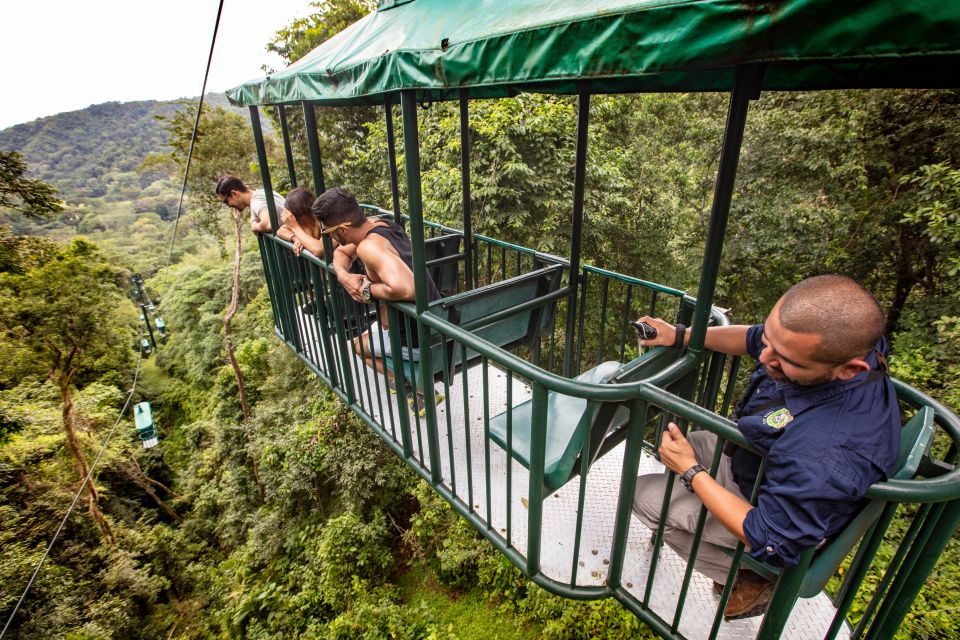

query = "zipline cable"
[
  {"left": 0, "top": 343, "right": 145, "bottom": 640},
  {"left": 167, "top": 0, "right": 226, "bottom": 265}
]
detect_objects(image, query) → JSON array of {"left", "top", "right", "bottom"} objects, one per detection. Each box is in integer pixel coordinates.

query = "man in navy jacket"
[{"left": 632, "top": 275, "right": 900, "bottom": 619}]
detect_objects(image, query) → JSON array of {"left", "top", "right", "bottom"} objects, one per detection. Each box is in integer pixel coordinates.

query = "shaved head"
[{"left": 777, "top": 275, "right": 886, "bottom": 365}]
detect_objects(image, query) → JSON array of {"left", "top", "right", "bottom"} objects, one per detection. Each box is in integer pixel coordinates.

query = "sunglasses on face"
[{"left": 320, "top": 221, "right": 352, "bottom": 235}]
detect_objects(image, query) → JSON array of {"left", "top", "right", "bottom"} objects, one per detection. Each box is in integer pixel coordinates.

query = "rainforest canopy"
[{"left": 227, "top": 0, "right": 960, "bottom": 106}]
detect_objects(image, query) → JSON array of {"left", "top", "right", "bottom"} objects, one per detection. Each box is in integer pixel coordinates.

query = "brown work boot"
[{"left": 723, "top": 570, "right": 774, "bottom": 620}]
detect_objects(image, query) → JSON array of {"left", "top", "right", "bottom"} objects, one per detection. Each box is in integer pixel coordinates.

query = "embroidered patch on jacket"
[{"left": 763, "top": 407, "right": 794, "bottom": 429}]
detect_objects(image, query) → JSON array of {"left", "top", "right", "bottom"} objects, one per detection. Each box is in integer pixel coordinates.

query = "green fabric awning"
[{"left": 227, "top": 0, "right": 960, "bottom": 107}]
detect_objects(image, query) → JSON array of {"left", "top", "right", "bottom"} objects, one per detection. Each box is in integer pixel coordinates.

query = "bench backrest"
[
  {"left": 384, "top": 263, "right": 566, "bottom": 387},
  {"left": 423, "top": 233, "right": 463, "bottom": 296}
]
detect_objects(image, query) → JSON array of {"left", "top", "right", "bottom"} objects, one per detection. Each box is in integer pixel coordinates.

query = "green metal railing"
[
  {"left": 244, "top": 68, "right": 960, "bottom": 637},
  {"left": 254, "top": 223, "right": 960, "bottom": 639}
]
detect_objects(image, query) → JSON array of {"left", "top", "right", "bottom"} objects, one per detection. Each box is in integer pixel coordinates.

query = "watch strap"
[
  {"left": 674, "top": 323, "right": 687, "bottom": 349},
  {"left": 679, "top": 463, "right": 706, "bottom": 493}
]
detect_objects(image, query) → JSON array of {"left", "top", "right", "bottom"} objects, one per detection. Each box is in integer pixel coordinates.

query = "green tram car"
[{"left": 227, "top": 1, "right": 960, "bottom": 638}]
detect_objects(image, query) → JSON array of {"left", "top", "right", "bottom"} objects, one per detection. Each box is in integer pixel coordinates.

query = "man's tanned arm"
[{"left": 356, "top": 240, "right": 415, "bottom": 301}]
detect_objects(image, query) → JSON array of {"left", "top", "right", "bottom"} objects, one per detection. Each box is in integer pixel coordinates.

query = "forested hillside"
[
  {"left": 0, "top": 93, "right": 242, "bottom": 202},
  {"left": 1, "top": 2, "right": 959, "bottom": 639}
]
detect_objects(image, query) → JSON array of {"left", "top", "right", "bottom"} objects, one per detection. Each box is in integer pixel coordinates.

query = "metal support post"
[
  {"left": 562, "top": 82, "right": 590, "bottom": 378},
  {"left": 302, "top": 102, "right": 326, "bottom": 194},
  {"left": 250, "top": 105, "right": 299, "bottom": 350},
  {"left": 688, "top": 64, "right": 764, "bottom": 353},
  {"left": 400, "top": 90, "right": 442, "bottom": 484},
  {"left": 459, "top": 89, "right": 474, "bottom": 290},
  {"left": 277, "top": 104, "right": 297, "bottom": 188},
  {"left": 385, "top": 94, "right": 403, "bottom": 229}
]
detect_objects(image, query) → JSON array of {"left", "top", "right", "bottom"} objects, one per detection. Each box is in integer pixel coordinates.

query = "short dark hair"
[
  {"left": 311, "top": 187, "right": 364, "bottom": 227},
  {"left": 777, "top": 275, "right": 886, "bottom": 364},
  {"left": 215, "top": 175, "right": 249, "bottom": 197}
]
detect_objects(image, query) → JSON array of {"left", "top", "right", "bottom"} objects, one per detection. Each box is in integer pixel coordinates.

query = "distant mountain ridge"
[{"left": 0, "top": 93, "right": 243, "bottom": 200}]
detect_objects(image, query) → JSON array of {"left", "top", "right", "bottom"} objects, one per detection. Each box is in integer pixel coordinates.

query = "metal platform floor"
[{"left": 302, "top": 321, "right": 851, "bottom": 639}]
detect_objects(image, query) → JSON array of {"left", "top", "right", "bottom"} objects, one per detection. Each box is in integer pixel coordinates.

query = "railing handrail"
[{"left": 264, "top": 232, "right": 960, "bottom": 503}]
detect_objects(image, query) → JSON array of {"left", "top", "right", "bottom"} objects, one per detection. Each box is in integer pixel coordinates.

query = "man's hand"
[
  {"left": 338, "top": 271, "right": 366, "bottom": 302},
  {"left": 658, "top": 423, "right": 699, "bottom": 474},
  {"left": 635, "top": 316, "right": 681, "bottom": 348}
]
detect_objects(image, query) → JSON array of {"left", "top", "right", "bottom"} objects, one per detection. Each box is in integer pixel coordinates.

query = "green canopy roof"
[{"left": 227, "top": 0, "right": 960, "bottom": 107}]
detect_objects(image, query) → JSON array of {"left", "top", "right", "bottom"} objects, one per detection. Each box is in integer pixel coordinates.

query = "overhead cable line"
[
  {"left": 167, "top": 0, "right": 226, "bottom": 265},
  {"left": 0, "top": 342, "right": 146, "bottom": 639}
]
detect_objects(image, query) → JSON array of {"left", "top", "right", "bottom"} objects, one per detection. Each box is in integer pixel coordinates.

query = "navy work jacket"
[{"left": 732, "top": 325, "right": 900, "bottom": 568}]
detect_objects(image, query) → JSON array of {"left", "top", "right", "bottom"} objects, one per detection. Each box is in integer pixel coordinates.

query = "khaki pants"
[{"left": 632, "top": 430, "right": 748, "bottom": 585}]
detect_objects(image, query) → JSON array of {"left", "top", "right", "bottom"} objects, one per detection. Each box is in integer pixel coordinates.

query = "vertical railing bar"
[
  {"left": 500, "top": 245, "right": 507, "bottom": 281},
  {"left": 486, "top": 242, "right": 492, "bottom": 285},
  {"left": 387, "top": 306, "right": 413, "bottom": 458},
  {"left": 320, "top": 238, "right": 356, "bottom": 404},
  {"left": 374, "top": 306, "right": 398, "bottom": 441},
  {"left": 368, "top": 301, "right": 388, "bottom": 432},
  {"left": 596, "top": 277, "right": 610, "bottom": 363},
  {"left": 276, "top": 243, "right": 302, "bottom": 353},
  {"left": 461, "top": 344, "right": 475, "bottom": 511},
  {"left": 277, "top": 104, "right": 297, "bottom": 188},
  {"left": 854, "top": 502, "right": 935, "bottom": 639},
  {"left": 348, "top": 298, "right": 373, "bottom": 414},
  {"left": 709, "top": 458, "right": 766, "bottom": 640},
  {"left": 867, "top": 499, "right": 960, "bottom": 640},
  {"left": 441, "top": 337, "right": 456, "bottom": 493},
  {"left": 719, "top": 356, "right": 742, "bottom": 416},
  {"left": 576, "top": 271, "right": 589, "bottom": 372},
  {"left": 649, "top": 290, "right": 658, "bottom": 318},
  {"left": 525, "top": 383, "right": 548, "bottom": 576},
  {"left": 822, "top": 503, "right": 898, "bottom": 640},
  {"left": 296, "top": 259, "right": 318, "bottom": 364},
  {"left": 618, "top": 284, "right": 633, "bottom": 363},
  {"left": 405, "top": 312, "right": 426, "bottom": 465},
  {"left": 506, "top": 369, "right": 513, "bottom": 547},
  {"left": 258, "top": 236, "right": 281, "bottom": 331},
  {"left": 606, "top": 398, "right": 649, "bottom": 590},
  {"left": 569, "top": 407, "right": 594, "bottom": 586},
  {"left": 483, "top": 358, "right": 493, "bottom": 529},
  {"left": 671, "top": 435, "right": 725, "bottom": 633}
]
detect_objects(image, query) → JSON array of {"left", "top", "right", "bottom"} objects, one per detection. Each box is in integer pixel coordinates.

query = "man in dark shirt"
[
  {"left": 632, "top": 275, "right": 900, "bottom": 619},
  {"left": 312, "top": 187, "right": 439, "bottom": 378}
]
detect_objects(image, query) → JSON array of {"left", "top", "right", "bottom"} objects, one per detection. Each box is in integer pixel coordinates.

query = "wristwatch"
[
  {"left": 679, "top": 463, "right": 706, "bottom": 493},
  {"left": 673, "top": 323, "right": 687, "bottom": 349},
  {"left": 360, "top": 279, "right": 373, "bottom": 302}
]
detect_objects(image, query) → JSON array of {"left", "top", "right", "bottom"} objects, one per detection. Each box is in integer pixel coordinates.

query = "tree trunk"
[
  {"left": 225, "top": 213, "right": 266, "bottom": 503},
  {"left": 120, "top": 460, "right": 183, "bottom": 523},
  {"left": 59, "top": 379, "right": 114, "bottom": 543},
  {"left": 886, "top": 220, "right": 929, "bottom": 335}
]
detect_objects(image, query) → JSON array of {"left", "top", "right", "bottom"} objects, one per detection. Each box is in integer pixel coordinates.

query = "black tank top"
[
  {"left": 365, "top": 220, "right": 440, "bottom": 303},
  {"left": 364, "top": 220, "right": 440, "bottom": 349}
]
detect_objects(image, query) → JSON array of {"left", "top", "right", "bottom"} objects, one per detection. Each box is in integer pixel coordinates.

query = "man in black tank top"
[{"left": 312, "top": 188, "right": 439, "bottom": 379}]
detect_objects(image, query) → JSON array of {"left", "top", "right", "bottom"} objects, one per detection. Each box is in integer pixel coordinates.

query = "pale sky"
[{"left": 0, "top": 0, "right": 317, "bottom": 130}]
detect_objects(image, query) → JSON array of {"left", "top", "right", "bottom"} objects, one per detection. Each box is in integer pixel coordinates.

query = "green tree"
[
  {"left": 0, "top": 238, "right": 135, "bottom": 541},
  {"left": 0, "top": 150, "right": 63, "bottom": 218}
]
